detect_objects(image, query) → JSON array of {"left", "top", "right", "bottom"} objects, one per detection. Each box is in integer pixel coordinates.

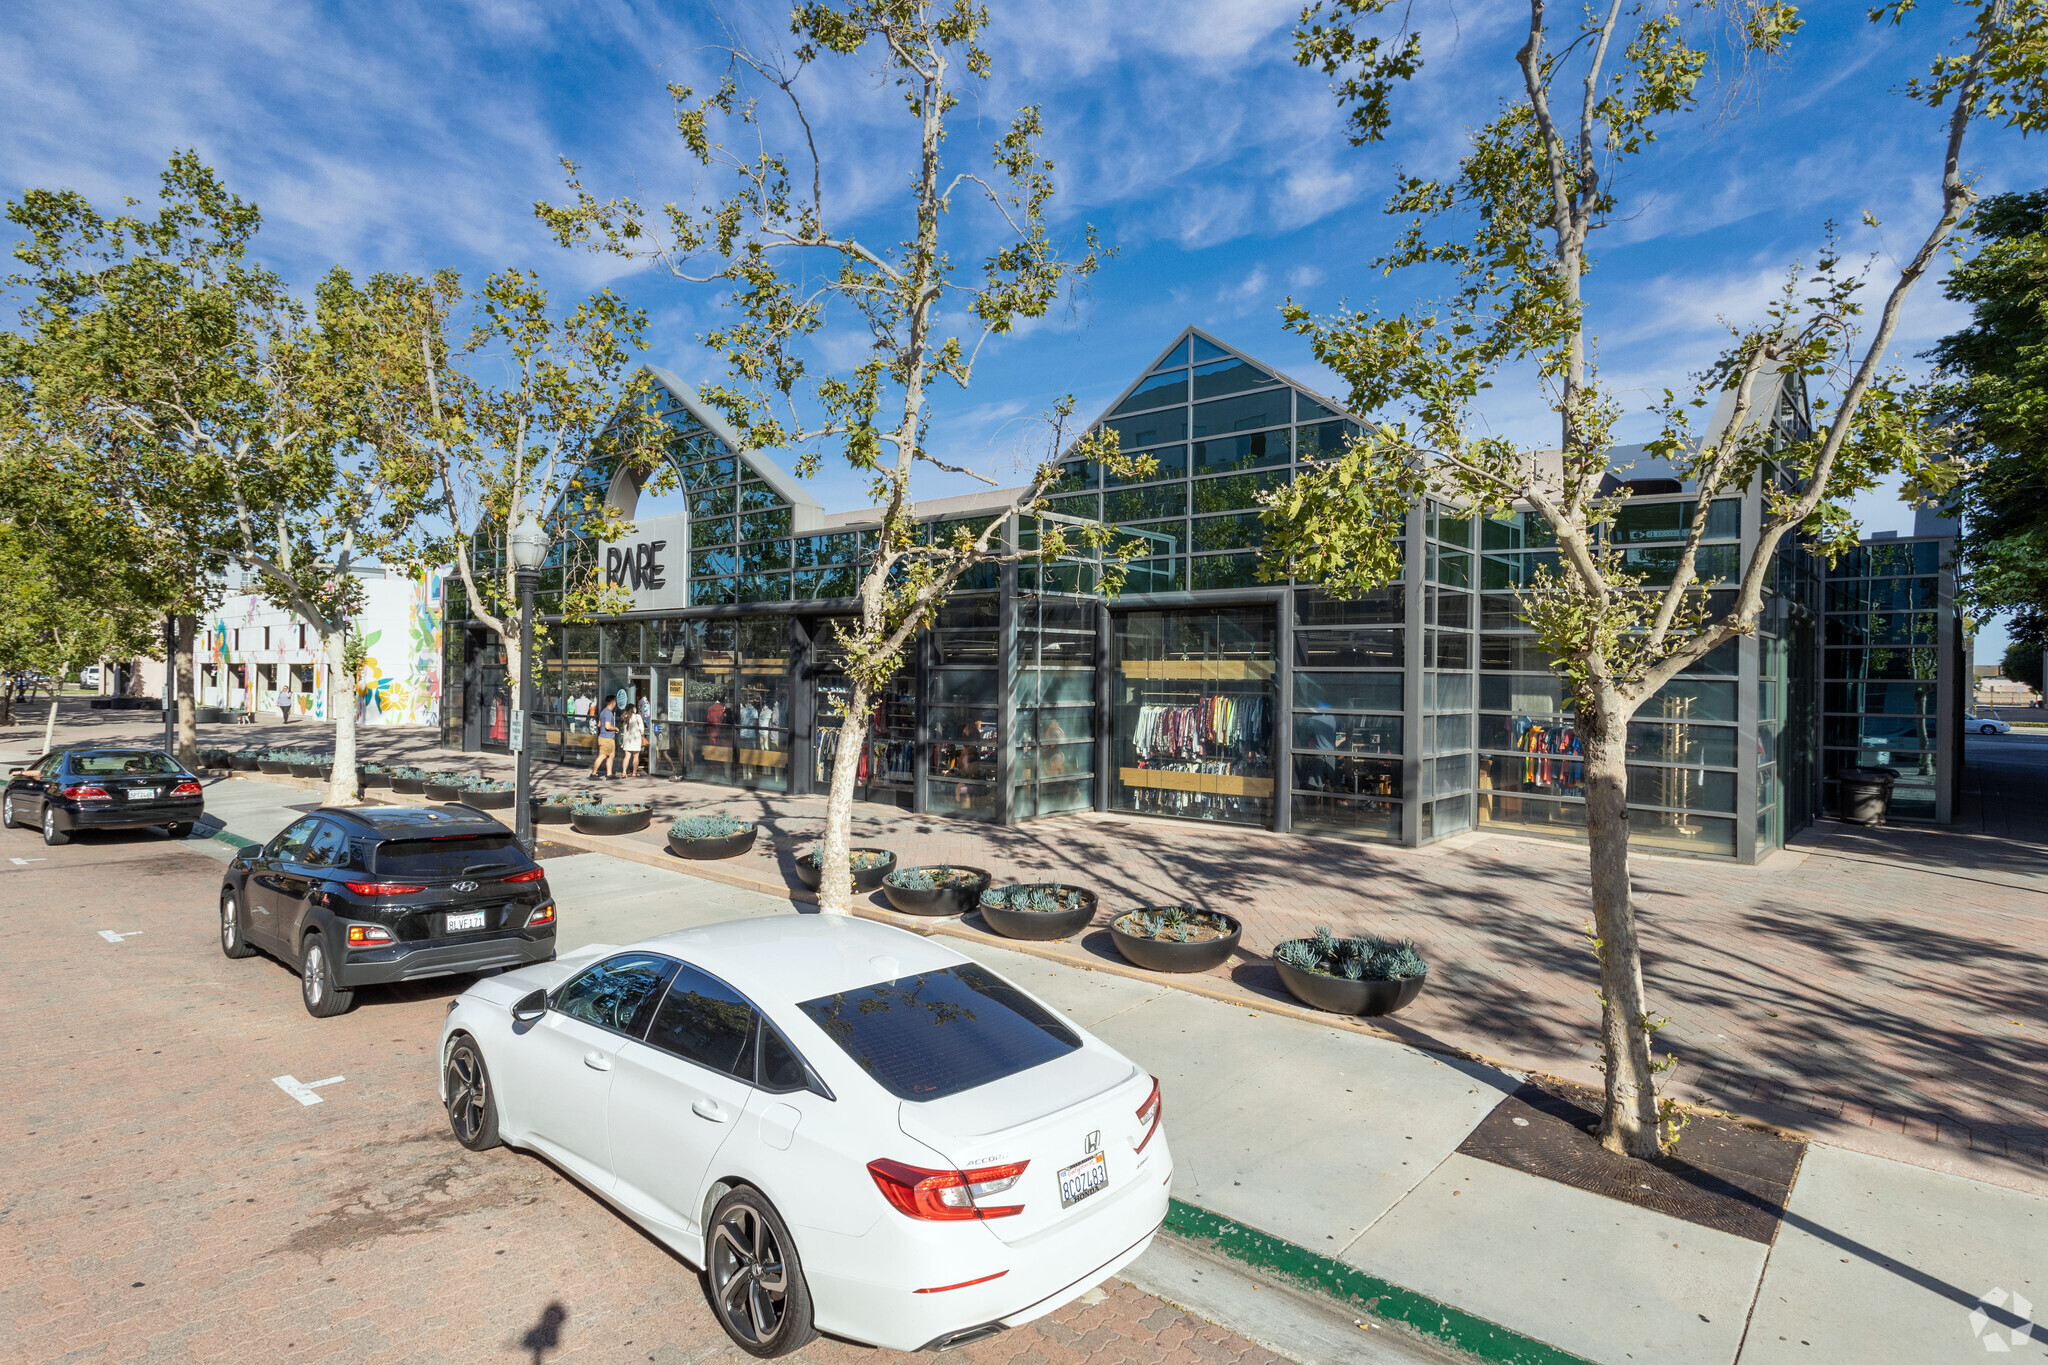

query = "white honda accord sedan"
[{"left": 436, "top": 915, "right": 1171, "bottom": 1356}]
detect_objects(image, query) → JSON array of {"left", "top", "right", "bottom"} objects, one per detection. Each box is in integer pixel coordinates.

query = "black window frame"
[
  {"left": 547, "top": 951, "right": 682, "bottom": 1041},
  {"left": 639, "top": 961, "right": 832, "bottom": 1099}
]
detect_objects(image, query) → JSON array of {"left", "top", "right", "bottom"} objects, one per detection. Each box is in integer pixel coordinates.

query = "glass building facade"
[{"left": 440, "top": 329, "right": 1964, "bottom": 862}]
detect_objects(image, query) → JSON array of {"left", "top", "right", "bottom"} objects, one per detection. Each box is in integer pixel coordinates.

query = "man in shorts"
[{"left": 592, "top": 697, "right": 618, "bottom": 778}]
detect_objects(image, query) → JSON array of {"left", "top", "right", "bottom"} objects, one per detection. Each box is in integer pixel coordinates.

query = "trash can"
[{"left": 1838, "top": 767, "right": 1896, "bottom": 826}]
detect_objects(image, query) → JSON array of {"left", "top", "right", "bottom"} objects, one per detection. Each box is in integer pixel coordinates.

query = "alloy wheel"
[
  {"left": 711, "top": 1204, "right": 789, "bottom": 1345},
  {"left": 303, "top": 942, "right": 324, "bottom": 1007},
  {"left": 221, "top": 897, "right": 236, "bottom": 951},
  {"left": 447, "top": 1046, "right": 489, "bottom": 1145}
]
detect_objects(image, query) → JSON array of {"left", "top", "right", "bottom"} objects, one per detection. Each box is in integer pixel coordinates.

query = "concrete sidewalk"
[{"left": 145, "top": 773, "right": 2048, "bottom": 1365}]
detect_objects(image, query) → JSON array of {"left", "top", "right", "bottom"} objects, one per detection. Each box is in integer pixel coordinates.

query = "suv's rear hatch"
[{"left": 368, "top": 833, "right": 544, "bottom": 938}]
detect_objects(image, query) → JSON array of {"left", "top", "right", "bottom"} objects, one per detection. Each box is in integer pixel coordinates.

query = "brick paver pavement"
[
  {"left": 0, "top": 819, "right": 1287, "bottom": 1365},
  {"left": 16, "top": 707, "right": 2045, "bottom": 1179}
]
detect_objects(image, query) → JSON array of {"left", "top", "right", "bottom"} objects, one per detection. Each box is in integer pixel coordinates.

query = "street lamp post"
[{"left": 508, "top": 510, "right": 549, "bottom": 854}]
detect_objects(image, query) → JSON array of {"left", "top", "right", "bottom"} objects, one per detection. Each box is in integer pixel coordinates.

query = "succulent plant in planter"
[
  {"left": 794, "top": 845, "right": 898, "bottom": 893},
  {"left": 358, "top": 762, "right": 396, "bottom": 789},
  {"left": 881, "top": 865, "right": 992, "bottom": 917},
  {"left": 257, "top": 750, "right": 296, "bottom": 775},
  {"left": 531, "top": 790, "right": 590, "bottom": 824},
  {"left": 666, "top": 814, "right": 759, "bottom": 860},
  {"left": 389, "top": 766, "right": 431, "bottom": 794},
  {"left": 977, "top": 882, "right": 1098, "bottom": 941},
  {"left": 454, "top": 775, "right": 517, "bottom": 809},
  {"left": 571, "top": 799, "right": 653, "bottom": 835},
  {"left": 1273, "top": 925, "right": 1429, "bottom": 1016},
  {"left": 1110, "top": 906, "right": 1242, "bottom": 974},
  {"left": 422, "top": 771, "right": 471, "bottom": 801}
]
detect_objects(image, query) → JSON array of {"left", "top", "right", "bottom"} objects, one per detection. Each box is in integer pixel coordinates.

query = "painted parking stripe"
[
  {"left": 10, "top": 857, "right": 47, "bottom": 865},
  {"left": 272, "top": 1075, "right": 345, "bottom": 1106},
  {"left": 97, "top": 930, "right": 144, "bottom": 942}
]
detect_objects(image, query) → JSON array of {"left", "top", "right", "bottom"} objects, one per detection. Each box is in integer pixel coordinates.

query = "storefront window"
[{"left": 1112, "top": 605, "right": 1276, "bottom": 826}]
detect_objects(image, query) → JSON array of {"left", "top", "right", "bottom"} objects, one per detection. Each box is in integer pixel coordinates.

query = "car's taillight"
[
  {"left": 172, "top": 781, "right": 202, "bottom": 796},
  {"left": 61, "top": 785, "right": 111, "bottom": 801},
  {"left": 867, "top": 1158, "right": 1030, "bottom": 1221},
  {"left": 525, "top": 904, "right": 555, "bottom": 928},
  {"left": 346, "top": 925, "right": 394, "bottom": 945},
  {"left": 343, "top": 882, "right": 426, "bottom": 896},
  {"left": 502, "top": 867, "right": 546, "bottom": 884},
  {"left": 1136, "top": 1075, "right": 1162, "bottom": 1153}
]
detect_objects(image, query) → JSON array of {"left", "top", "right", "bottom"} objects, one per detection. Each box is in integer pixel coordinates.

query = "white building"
[{"left": 101, "top": 563, "right": 446, "bottom": 727}]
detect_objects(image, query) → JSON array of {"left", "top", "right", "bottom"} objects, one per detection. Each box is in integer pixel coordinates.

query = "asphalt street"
[{"left": 0, "top": 820, "right": 1337, "bottom": 1365}]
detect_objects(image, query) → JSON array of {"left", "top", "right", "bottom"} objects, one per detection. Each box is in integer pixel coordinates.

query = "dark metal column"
[
  {"left": 1273, "top": 589, "right": 1293, "bottom": 833},
  {"left": 161, "top": 615, "right": 176, "bottom": 756},
  {"left": 789, "top": 615, "right": 814, "bottom": 797},
  {"left": 1094, "top": 600, "right": 1112, "bottom": 813},
  {"left": 996, "top": 517, "right": 1020, "bottom": 826},
  {"left": 514, "top": 568, "right": 537, "bottom": 852},
  {"left": 1401, "top": 503, "right": 1427, "bottom": 846},
  {"left": 913, "top": 622, "right": 932, "bottom": 814}
]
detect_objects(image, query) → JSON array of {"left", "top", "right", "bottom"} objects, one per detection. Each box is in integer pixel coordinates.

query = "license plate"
[
  {"left": 1058, "top": 1152, "right": 1108, "bottom": 1208},
  {"left": 126, "top": 788, "right": 157, "bottom": 801},
  {"left": 445, "top": 911, "right": 486, "bottom": 932}
]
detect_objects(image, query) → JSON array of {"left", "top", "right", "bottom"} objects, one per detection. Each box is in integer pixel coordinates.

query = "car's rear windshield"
[
  {"left": 72, "top": 753, "right": 182, "bottom": 776},
  {"left": 798, "top": 964, "right": 1080, "bottom": 1101},
  {"left": 373, "top": 834, "right": 526, "bottom": 877}
]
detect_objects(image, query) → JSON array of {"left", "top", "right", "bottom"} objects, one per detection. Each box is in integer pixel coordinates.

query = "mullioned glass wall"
[{"left": 436, "top": 332, "right": 1937, "bottom": 861}]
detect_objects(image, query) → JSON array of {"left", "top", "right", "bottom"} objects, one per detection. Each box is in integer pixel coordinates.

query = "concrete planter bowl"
[
  {"left": 572, "top": 806, "right": 652, "bottom": 836},
  {"left": 1110, "top": 908, "right": 1242, "bottom": 974},
  {"left": 390, "top": 774, "right": 427, "bottom": 795},
  {"left": 795, "top": 849, "right": 897, "bottom": 893},
  {"left": 977, "top": 884, "right": 1098, "bottom": 941},
  {"left": 195, "top": 706, "right": 227, "bottom": 725},
  {"left": 666, "top": 827, "right": 760, "bottom": 861},
  {"left": 459, "top": 788, "right": 517, "bottom": 811},
  {"left": 230, "top": 754, "right": 262, "bottom": 772},
  {"left": 290, "top": 761, "right": 330, "bottom": 780},
  {"left": 1274, "top": 956, "right": 1428, "bottom": 1017},
  {"left": 257, "top": 759, "right": 292, "bottom": 775},
  {"left": 423, "top": 780, "right": 465, "bottom": 803},
  {"left": 531, "top": 799, "right": 574, "bottom": 825},
  {"left": 882, "top": 866, "right": 993, "bottom": 918},
  {"left": 358, "top": 768, "right": 394, "bottom": 790}
]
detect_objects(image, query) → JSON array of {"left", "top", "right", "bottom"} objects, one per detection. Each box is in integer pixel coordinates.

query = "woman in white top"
[{"left": 620, "top": 703, "right": 646, "bottom": 776}]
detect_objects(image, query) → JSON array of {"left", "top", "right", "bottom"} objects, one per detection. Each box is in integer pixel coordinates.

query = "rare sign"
[{"left": 598, "top": 512, "right": 689, "bottom": 612}]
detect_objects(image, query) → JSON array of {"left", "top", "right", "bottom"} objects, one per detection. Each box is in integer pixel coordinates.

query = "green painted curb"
[
  {"left": 1163, "top": 1199, "right": 1593, "bottom": 1365},
  {"left": 208, "top": 828, "right": 259, "bottom": 851}
]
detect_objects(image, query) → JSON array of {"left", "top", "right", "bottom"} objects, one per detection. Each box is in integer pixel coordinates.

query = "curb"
[{"left": 1163, "top": 1200, "right": 1593, "bottom": 1365}]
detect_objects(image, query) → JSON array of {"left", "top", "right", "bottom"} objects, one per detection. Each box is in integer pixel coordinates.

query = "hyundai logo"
[{"left": 451, "top": 880, "right": 478, "bottom": 892}]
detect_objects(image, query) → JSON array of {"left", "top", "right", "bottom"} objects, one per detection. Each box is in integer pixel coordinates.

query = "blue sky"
[{"left": 4, "top": 0, "right": 2036, "bottom": 655}]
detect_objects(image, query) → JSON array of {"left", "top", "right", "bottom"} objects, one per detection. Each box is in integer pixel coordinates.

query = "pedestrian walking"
[
  {"left": 592, "top": 697, "right": 618, "bottom": 778},
  {"left": 621, "top": 702, "right": 645, "bottom": 777}
]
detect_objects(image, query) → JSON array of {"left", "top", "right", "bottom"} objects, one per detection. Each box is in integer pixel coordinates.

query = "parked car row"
[
  {"left": 2, "top": 753, "right": 1171, "bottom": 1356},
  {"left": 206, "top": 795, "right": 1170, "bottom": 1356}
]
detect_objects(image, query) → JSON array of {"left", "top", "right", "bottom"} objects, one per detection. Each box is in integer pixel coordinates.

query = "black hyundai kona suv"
[{"left": 219, "top": 804, "right": 557, "bottom": 1017}]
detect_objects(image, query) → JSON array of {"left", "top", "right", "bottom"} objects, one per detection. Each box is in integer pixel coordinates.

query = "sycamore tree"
[
  {"left": 336, "top": 267, "right": 669, "bottom": 729},
  {"left": 0, "top": 407, "right": 162, "bottom": 754},
  {"left": 1927, "top": 189, "right": 2048, "bottom": 642},
  {"left": 2, "top": 153, "right": 380, "bottom": 795},
  {"left": 1262, "top": 0, "right": 2046, "bottom": 1157},
  {"left": 539, "top": 0, "right": 1141, "bottom": 913}
]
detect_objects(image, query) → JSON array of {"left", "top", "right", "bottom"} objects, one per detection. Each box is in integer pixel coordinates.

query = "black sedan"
[
  {"left": 219, "top": 805, "right": 558, "bottom": 1017},
  {"left": 2, "top": 747, "right": 205, "bottom": 846}
]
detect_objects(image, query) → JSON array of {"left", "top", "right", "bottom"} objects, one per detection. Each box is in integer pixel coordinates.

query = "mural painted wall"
[
  {"left": 200, "top": 568, "right": 443, "bottom": 727},
  {"left": 353, "top": 572, "right": 444, "bottom": 727}
]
